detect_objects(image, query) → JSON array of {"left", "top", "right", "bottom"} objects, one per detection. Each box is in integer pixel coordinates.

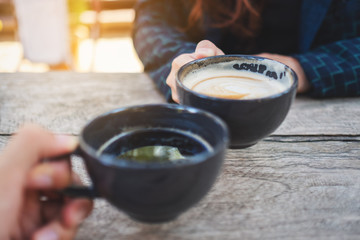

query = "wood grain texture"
[
  {"left": 0, "top": 72, "right": 165, "bottom": 134},
  {"left": 275, "top": 96, "right": 360, "bottom": 135},
  {"left": 78, "top": 138, "right": 360, "bottom": 240},
  {"left": 75, "top": 140, "right": 360, "bottom": 240},
  {"left": 1, "top": 73, "right": 360, "bottom": 239},
  {"left": 0, "top": 73, "right": 359, "bottom": 136},
  {"left": 1, "top": 136, "right": 359, "bottom": 240}
]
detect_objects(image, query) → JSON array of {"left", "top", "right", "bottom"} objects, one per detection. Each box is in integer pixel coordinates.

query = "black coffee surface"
[
  {"left": 97, "top": 128, "right": 212, "bottom": 163},
  {"left": 117, "top": 145, "right": 185, "bottom": 163}
]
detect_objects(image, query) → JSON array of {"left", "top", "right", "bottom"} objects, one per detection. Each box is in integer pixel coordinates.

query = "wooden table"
[{"left": 1, "top": 72, "right": 360, "bottom": 239}]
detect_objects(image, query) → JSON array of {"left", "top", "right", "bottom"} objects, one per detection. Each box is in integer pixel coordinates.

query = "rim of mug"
[
  {"left": 176, "top": 54, "right": 298, "bottom": 103},
  {"left": 78, "top": 104, "right": 229, "bottom": 169}
]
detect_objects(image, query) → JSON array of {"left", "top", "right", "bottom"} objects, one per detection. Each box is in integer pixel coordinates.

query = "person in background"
[
  {"left": 0, "top": 124, "right": 92, "bottom": 240},
  {"left": 132, "top": 0, "right": 360, "bottom": 102}
]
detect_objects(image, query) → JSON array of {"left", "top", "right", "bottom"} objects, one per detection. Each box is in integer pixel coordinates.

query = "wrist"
[{"left": 290, "top": 57, "right": 310, "bottom": 93}]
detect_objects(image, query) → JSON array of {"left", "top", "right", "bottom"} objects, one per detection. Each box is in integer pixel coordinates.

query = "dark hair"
[{"left": 185, "top": 0, "right": 265, "bottom": 39}]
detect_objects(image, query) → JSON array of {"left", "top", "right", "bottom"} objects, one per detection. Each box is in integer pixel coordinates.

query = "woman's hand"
[
  {"left": 256, "top": 53, "right": 310, "bottom": 93},
  {"left": 166, "top": 41, "right": 310, "bottom": 102},
  {"left": 0, "top": 124, "right": 93, "bottom": 240},
  {"left": 166, "top": 40, "right": 224, "bottom": 103}
]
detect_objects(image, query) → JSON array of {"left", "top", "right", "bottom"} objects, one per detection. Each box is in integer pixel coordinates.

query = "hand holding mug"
[
  {"left": 0, "top": 105, "right": 228, "bottom": 229},
  {"left": 167, "top": 40, "right": 310, "bottom": 103},
  {"left": 0, "top": 124, "right": 93, "bottom": 240},
  {"left": 166, "top": 40, "right": 224, "bottom": 103},
  {"left": 256, "top": 53, "right": 310, "bottom": 93}
]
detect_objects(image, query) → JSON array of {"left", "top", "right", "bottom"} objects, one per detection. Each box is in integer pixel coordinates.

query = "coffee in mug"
[
  {"left": 97, "top": 127, "right": 213, "bottom": 163},
  {"left": 182, "top": 66, "right": 287, "bottom": 100}
]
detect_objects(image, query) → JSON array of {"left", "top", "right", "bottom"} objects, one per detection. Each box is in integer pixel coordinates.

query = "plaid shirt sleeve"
[
  {"left": 132, "top": 0, "right": 196, "bottom": 102},
  {"left": 294, "top": 37, "right": 360, "bottom": 98},
  {"left": 294, "top": 0, "right": 360, "bottom": 98}
]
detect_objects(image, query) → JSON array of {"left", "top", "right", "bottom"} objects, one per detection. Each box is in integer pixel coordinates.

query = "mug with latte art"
[{"left": 176, "top": 55, "right": 298, "bottom": 148}]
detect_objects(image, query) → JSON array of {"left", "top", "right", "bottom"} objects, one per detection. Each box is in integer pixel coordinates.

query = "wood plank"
[
  {"left": 275, "top": 96, "right": 360, "bottom": 135},
  {"left": 0, "top": 73, "right": 359, "bottom": 136},
  {"left": 77, "top": 139, "right": 360, "bottom": 239},
  {"left": 0, "top": 72, "right": 165, "bottom": 134},
  {"left": 1, "top": 136, "right": 358, "bottom": 239}
]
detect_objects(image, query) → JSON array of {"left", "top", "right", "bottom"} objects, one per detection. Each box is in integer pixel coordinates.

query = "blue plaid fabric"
[
  {"left": 133, "top": 0, "right": 360, "bottom": 101},
  {"left": 132, "top": 0, "right": 196, "bottom": 101},
  {"left": 295, "top": 0, "right": 360, "bottom": 97}
]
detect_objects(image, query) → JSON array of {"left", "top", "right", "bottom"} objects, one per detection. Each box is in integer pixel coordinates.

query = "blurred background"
[{"left": 0, "top": 0, "right": 143, "bottom": 72}]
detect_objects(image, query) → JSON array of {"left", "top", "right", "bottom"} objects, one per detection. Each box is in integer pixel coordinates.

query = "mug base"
[
  {"left": 127, "top": 212, "right": 179, "bottom": 224},
  {"left": 229, "top": 142, "right": 257, "bottom": 149}
]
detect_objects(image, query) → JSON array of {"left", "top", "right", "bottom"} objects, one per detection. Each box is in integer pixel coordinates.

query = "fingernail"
[
  {"left": 36, "top": 229, "right": 59, "bottom": 240},
  {"left": 55, "top": 135, "right": 78, "bottom": 151}
]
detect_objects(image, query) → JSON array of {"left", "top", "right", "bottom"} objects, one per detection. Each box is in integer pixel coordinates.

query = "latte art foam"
[{"left": 183, "top": 69, "right": 287, "bottom": 100}]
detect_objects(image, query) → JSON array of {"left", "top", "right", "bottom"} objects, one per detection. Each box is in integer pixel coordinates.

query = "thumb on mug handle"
[{"left": 44, "top": 148, "right": 98, "bottom": 199}]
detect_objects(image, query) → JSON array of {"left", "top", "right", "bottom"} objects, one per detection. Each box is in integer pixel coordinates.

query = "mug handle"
[{"left": 44, "top": 148, "right": 98, "bottom": 199}]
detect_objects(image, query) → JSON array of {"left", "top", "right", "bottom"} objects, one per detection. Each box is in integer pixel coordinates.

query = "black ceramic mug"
[
  {"left": 176, "top": 55, "right": 298, "bottom": 148},
  {"left": 59, "top": 104, "right": 229, "bottom": 223}
]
